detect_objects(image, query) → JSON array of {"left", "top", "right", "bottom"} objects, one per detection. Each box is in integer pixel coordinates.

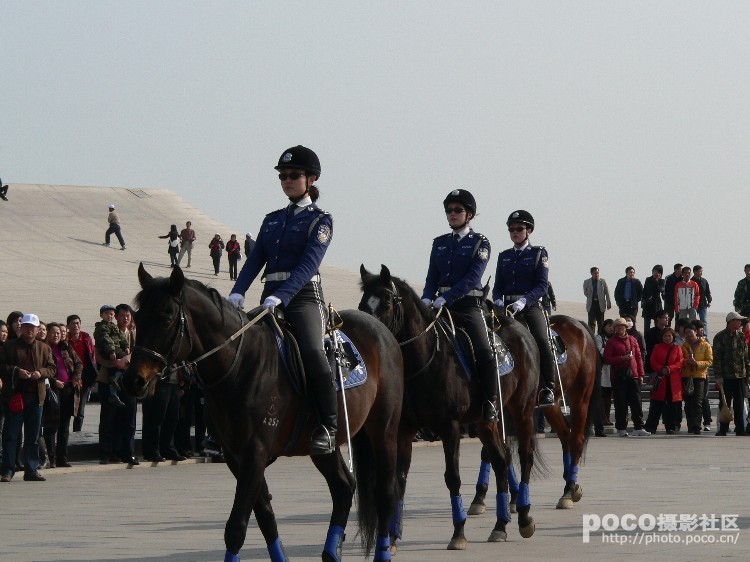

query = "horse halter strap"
[{"left": 132, "top": 300, "right": 192, "bottom": 380}]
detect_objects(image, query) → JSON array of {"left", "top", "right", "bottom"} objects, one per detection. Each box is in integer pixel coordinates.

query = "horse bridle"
[{"left": 132, "top": 297, "right": 270, "bottom": 393}]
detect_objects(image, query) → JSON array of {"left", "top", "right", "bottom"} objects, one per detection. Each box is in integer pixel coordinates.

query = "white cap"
[
  {"left": 109, "top": 204, "right": 115, "bottom": 209},
  {"left": 726, "top": 311, "right": 747, "bottom": 322},
  {"left": 245, "top": 232, "right": 252, "bottom": 237},
  {"left": 21, "top": 313, "right": 40, "bottom": 327}
]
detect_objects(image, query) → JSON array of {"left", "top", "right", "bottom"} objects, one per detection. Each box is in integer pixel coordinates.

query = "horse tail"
[
  {"left": 578, "top": 320, "right": 601, "bottom": 459},
  {"left": 506, "top": 434, "right": 549, "bottom": 478},
  {"left": 351, "top": 429, "right": 378, "bottom": 556}
]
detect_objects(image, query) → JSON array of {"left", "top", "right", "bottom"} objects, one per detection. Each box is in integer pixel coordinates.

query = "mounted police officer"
[
  {"left": 227, "top": 145, "right": 337, "bottom": 455},
  {"left": 421, "top": 189, "right": 498, "bottom": 422},
  {"left": 492, "top": 210, "right": 555, "bottom": 408}
]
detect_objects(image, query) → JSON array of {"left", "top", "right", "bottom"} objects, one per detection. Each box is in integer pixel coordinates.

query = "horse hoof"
[
  {"left": 447, "top": 537, "right": 468, "bottom": 550},
  {"left": 519, "top": 521, "right": 535, "bottom": 538},
  {"left": 510, "top": 501, "right": 517, "bottom": 514},
  {"left": 468, "top": 502, "right": 486, "bottom": 516},
  {"left": 556, "top": 496, "right": 574, "bottom": 509},
  {"left": 571, "top": 484, "right": 583, "bottom": 503},
  {"left": 488, "top": 530, "right": 507, "bottom": 542}
]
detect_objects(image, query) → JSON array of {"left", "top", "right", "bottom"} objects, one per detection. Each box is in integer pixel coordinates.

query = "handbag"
[
  {"left": 718, "top": 384, "right": 734, "bottom": 423},
  {"left": 45, "top": 385, "right": 60, "bottom": 410},
  {"left": 82, "top": 344, "right": 98, "bottom": 387},
  {"left": 682, "top": 376, "right": 694, "bottom": 397},
  {"left": 8, "top": 392, "right": 24, "bottom": 413}
]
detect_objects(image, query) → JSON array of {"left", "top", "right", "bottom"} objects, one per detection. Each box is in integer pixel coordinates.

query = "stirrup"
[
  {"left": 310, "top": 426, "right": 336, "bottom": 455},
  {"left": 537, "top": 388, "right": 555, "bottom": 408}
]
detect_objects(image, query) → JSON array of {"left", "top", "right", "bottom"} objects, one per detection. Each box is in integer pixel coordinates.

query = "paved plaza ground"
[{"left": 1, "top": 433, "right": 748, "bottom": 561}]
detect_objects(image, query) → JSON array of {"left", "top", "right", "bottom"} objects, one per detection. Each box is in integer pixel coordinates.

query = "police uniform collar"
[
  {"left": 451, "top": 226, "right": 471, "bottom": 240},
  {"left": 513, "top": 240, "right": 530, "bottom": 251},
  {"left": 289, "top": 195, "right": 313, "bottom": 209}
]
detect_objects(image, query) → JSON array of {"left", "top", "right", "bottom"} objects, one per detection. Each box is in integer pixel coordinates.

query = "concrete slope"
[{"left": 0, "top": 183, "right": 362, "bottom": 332}]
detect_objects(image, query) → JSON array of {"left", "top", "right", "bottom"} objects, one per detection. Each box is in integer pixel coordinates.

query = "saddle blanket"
[{"left": 327, "top": 330, "right": 368, "bottom": 391}]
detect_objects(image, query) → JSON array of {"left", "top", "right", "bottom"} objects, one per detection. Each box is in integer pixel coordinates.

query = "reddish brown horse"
[
  {"left": 359, "top": 265, "right": 540, "bottom": 552},
  {"left": 470, "top": 307, "right": 599, "bottom": 513},
  {"left": 123, "top": 264, "right": 404, "bottom": 562}
]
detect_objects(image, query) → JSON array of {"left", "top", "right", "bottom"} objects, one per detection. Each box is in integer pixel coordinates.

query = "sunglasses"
[
  {"left": 508, "top": 226, "right": 526, "bottom": 233},
  {"left": 278, "top": 172, "right": 306, "bottom": 181},
  {"left": 445, "top": 207, "right": 466, "bottom": 214}
]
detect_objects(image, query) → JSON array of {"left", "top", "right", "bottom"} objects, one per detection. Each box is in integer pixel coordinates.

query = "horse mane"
[{"left": 134, "top": 276, "right": 228, "bottom": 324}]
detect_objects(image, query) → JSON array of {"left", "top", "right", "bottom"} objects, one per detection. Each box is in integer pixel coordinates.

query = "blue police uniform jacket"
[
  {"left": 421, "top": 229, "right": 491, "bottom": 307},
  {"left": 492, "top": 245, "right": 549, "bottom": 306},
  {"left": 231, "top": 203, "right": 333, "bottom": 307}
]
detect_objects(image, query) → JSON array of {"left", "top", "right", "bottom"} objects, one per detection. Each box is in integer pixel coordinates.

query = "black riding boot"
[
  {"left": 537, "top": 342, "right": 557, "bottom": 408},
  {"left": 479, "top": 360, "right": 499, "bottom": 422},
  {"left": 310, "top": 380, "right": 338, "bottom": 455}
]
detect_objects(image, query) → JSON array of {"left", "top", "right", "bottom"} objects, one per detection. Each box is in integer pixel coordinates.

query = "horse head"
[{"left": 123, "top": 263, "right": 193, "bottom": 399}]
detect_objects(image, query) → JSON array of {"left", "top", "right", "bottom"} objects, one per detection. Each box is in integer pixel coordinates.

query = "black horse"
[
  {"left": 359, "top": 265, "right": 539, "bottom": 552},
  {"left": 123, "top": 264, "right": 404, "bottom": 562},
  {"left": 469, "top": 308, "right": 599, "bottom": 513}
]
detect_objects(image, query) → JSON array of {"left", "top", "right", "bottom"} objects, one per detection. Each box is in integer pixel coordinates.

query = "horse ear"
[
  {"left": 360, "top": 263, "right": 373, "bottom": 281},
  {"left": 138, "top": 262, "right": 153, "bottom": 288},
  {"left": 379, "top": 264, "right": 392, "bottom": 282},
  {"left": 169, "top": 265, "right": 185, "bottom": 295}
]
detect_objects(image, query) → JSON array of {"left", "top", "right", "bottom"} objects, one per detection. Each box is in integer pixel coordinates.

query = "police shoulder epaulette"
[
  {"left": 266, "top": 207, "right": 286, "bottom": 218},
  {"left": 434, "top": 233, "right": 451, "bottom": 242}
]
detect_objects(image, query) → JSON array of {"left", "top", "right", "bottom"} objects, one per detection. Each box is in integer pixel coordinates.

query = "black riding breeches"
[
  {"left": 449, "top": 297, "right": 498, "bottom": 399},
  {"left": 266, "top": 282, "right": 332, "bottom": 386},
  {"left": 517, "top": 304, "right": 556, "bottom": 388}
]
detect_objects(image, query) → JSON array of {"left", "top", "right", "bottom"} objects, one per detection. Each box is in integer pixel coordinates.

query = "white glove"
[
  {"left": 263, "top": 295, "right": 282, "bottom": 312},
  {"left": 509, "top": 298, "right": 527, "bottom": 313},
  {"left": 228, "top": 293, "right": 245, "bottom": 310},
  {"left": 432, "top": 296, "right": 446, "bottom": 309},
  {"left": 493, "top": 299, "right": 504, "bottom": 308},
  {"left": 421, "top": 298, "right": 433, "bottom": 307}
]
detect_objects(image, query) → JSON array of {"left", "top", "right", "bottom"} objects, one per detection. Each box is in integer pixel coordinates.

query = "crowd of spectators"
[
  {"left": 0, "top": 305, "right": 210, "bottom": 482},
  {"left": 588, "top": 263, "right": 750, "bottom": 438}
]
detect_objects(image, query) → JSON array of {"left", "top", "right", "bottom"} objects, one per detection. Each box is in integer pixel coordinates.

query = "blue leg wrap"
[
  {"left": 518, "top": 482, "right": 531, "bottom": 509},
  {"left": 563, "top": 451, "right": 572, "bottom": 481},
  {"left": 496, "top": 492, "right": 511, "bottom": 523},
  {"left": 323, "top": 525, "right": 345, "bottom": 561},
  {"left": 224, "top": 551, "right": 240, "bottom": 562},
  {"left": 477, "top": 461, "right": 491, "bottom": 487},
  {"left": 569, "top": 464, "right": 579, "bottom": 483},
  {"left": 267, "top": 537, "right": 286, "bottom": 562},
  {"left": 374, "top": 535, "right": 392, "bottom": 561},
  {"left": 507, "top": 464, "right": 520, "bottom": 494},
  {"left": 388, "top": 499, "right": 404, "bottom": 539},
  {"left": 450, "top": 495, "right": 467, "bottom": 525}
]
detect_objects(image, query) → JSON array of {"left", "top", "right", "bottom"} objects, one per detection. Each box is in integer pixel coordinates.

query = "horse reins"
[{"left": 132, "top": 302, "right": 270, "bottom": 392}]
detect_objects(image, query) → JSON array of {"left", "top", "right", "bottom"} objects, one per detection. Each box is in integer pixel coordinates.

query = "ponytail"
[{"left": 309, "top": 184, "right": 320, "bottom": 202}]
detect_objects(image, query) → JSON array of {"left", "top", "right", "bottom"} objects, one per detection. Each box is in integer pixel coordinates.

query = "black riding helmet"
[
  {"left": 443, "top": 189, "right": 477, "bottom": 216},
  {"left": 506, "top": 209, "right": 534, "bottom": 231},
  {"left": 274, "top": 145, "right": 321, "bottom": 179}
]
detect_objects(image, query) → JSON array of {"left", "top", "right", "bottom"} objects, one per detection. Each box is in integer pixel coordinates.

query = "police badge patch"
[
  {"left": 317, "top": 224, "right": 332, "bottom": 244},
  {"left": 541, "top": 255, "right": 549, "bottom": 268},
  {"left": 281, "top": 152, "right": 293, "bottom": 163},
  {"left": 478, "top": 248, "right": 489, "bottom": 261}
]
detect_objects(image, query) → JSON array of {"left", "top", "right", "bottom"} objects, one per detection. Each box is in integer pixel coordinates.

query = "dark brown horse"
[
  {"left": 359, "top": 265, "right": 540, "bottom": 552},
  {"left": 123, "top": 264, "right": 404, "bottom": 562},
  {"left": 470, "top": 307, "right": 599, "bottom": 513}
]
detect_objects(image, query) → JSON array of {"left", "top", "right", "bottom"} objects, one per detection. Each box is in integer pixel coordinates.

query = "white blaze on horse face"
[{"left": 367, "top": 296, "right": 380, "bottom": 315}]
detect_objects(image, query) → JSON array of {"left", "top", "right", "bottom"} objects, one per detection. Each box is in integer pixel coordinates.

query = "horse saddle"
[
  {"left": 437, "top": 318, "right": 513, "bottom": 381},
  {"left": 265, "top": 316, "right": 367, "bottom": 395}
]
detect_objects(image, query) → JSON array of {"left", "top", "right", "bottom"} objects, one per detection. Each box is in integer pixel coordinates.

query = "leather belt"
[
  {"left": 264, "top": 272, "right": 321, "bottom": 283},
  {"left": 439, "top": 287, "right": 484, "bottom": 297},
  {"left": 503, "top": 294, "right": 526, "bottom": 302}
]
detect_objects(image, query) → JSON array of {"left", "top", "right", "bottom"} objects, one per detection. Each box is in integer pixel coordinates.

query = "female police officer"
[
  {"left": 492, "top": 210, "right": 555, "bottom": 407},
  {"left": 421, "top": 189, "right": 498, "bottom": 422},
  {"left": 228, "top": 145, "right": 337, "bottom": 455}
]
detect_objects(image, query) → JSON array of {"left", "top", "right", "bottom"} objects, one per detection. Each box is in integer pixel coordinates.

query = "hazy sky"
[{"left": 3, "top": 1, "right": 749, "bottom": 312}]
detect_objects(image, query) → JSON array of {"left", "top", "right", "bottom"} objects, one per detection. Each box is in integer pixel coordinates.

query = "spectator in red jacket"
[
  {"left": 674, "top": 266, "right": 700, "bottom": 322},
  {"left": 603, "top": 317, "right": 649, "bottom": 437},
  {"left": 644, "top": 327, "right": 684, "bottom": 435}
]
